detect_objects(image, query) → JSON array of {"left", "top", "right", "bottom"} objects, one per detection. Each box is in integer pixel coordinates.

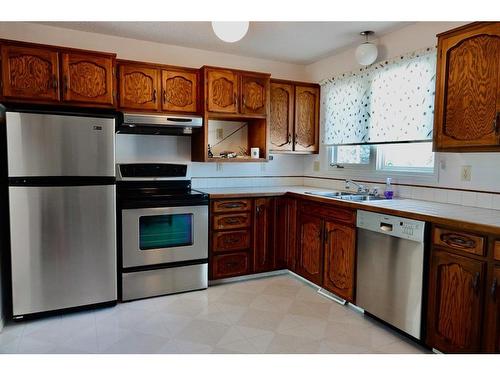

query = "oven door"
[{"left": 121, "top": 205, "right": 208, "bottom": 268}]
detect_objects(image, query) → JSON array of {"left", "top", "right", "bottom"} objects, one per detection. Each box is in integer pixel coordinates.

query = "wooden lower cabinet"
[
  {"left": 212, "top": 252, "right": 251, "bottom": 279},
  {"left": 323, "top": 221, "right": 356, "bottom": 302},
  {"left": 274, "top": 197, "right": 297, "bottom": 271},
  {"left": 485, "top": 265, "right": 500, "bottom": 353},
  {"left": 296, "top": 212, "right": 324, "bottom": 285},
  {"left": 253, "top": 198, "right": 275, "bottom": 273},
  {"left": 427, "top": 250, "right": 485, "bottom": 353}
]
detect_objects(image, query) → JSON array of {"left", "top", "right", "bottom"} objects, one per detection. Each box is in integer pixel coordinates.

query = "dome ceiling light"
[
  {"left": 211, "top": 22, "right": 249, "bottom": 43},
  {"left": 355, "top": 30, "right": 378, "bottom": 66}
]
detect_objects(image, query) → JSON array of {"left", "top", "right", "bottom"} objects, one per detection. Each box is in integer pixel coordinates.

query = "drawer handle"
[
  {"left": 224, "top": 237, "right": 240, "bottom": 244},
  {"left": 492, "top": 278, "right": 498, "bottom": 300},
  {"left": 225, "top": 261, "right": 239, "bottom": 267},
  {"left": 224, "top": 217, "right": 242, "bottom": 224},
  {"left": 440, "top": 233, "right": 476, "bottom": 249},
  {"left": 472, "top": 272, "right": 480, "bottom": 293},
  {"left": 221, "top": 203, "right": 244, "bottom": 209}
]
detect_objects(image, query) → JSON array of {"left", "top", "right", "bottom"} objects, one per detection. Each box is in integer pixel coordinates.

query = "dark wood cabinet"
[
  {"left": 61, "top": 52, "right": 115, "bottom": 105},
  {"left": 212, "top": 230, "right": 251, "bottom": 253},
  {"left": 270, "top": 80, "right": 320, "bottom": 154},
  {"left": 434, "top": 22, "right": 500, "bottom": 151},
  {"left": 323, "top": 221, "right": 356, "bottom": 302},
  {"left": 205, "top": 68, "right": 239, "bottom": 114},
  {"left": 485, "top": 265, "right": 500, "bottom": 353},
  {"left": 296, "top": 212, "right": 324, "bottom": 285},
  {"left": 0, "top": 44, "right": 60, "bottom": 102},
  {"left": 427, "top": 250, "right": 485, "bottom": 353},
  {"left": 253, "top": 197, "right": 275, "bottom": 273},
  {"left": 118, "top": 63, "right": 160, "bottom": 111},
  {"left": 274, "top": 197, "right": 297, "bottom": 271},
  {"left": 294, "top": 85, "right": 319, "bottom": 152},
  {"left": 161, "top": 68, "right": 198, "bottom": 113},
  {"left": 212, "top": 252, "right": 251, "bottom": 279},
  {"left": 241, "top": 73, "right": 268, "bottom": 116}
]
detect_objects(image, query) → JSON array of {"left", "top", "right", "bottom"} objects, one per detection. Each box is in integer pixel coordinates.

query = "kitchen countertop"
[{"left": 199, "top": 185, "right": 500, "bottom": 234}]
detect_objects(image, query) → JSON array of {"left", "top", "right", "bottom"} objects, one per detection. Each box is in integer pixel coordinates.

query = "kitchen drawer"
[
  {"left": 213, "top": 212, "right": 251, "bottom": 230},
  {"left": 212, "top": 199, "right": 251, "bottom": 213},
  {"left": 212, "top": 252, "right": 250, "bottom": 279},
  {"left": 433, "top": 227, "right": 485, "bottom": 256},
  {"left": 299, "top": 201, "right": 355, "bottom": 225},
  {"left": 494, "top": 241, "right": 500, "bottom": 261},
  {"left": 212, "top": 230, "right": 251, "bottom": 252}
]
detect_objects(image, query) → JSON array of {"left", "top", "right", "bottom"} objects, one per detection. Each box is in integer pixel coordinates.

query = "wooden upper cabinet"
[
  {"left": 253, "top": 197, "right": 275, "bottom": 273},
  {"left": 294, "top": 85, "right": 319, "bottom": 152},
  {"left": 427, "top": 250, "right": 485, "bottom": 353},
  {"left": 240, "top": 73, "right": 268, "bottom": 116},
  {"left": 434, "top": 22, "right": 500, "bottom": 151},
  {"left": 323, "top": 221, "right": 356, "bottom": 302},
  {"left": 161, "top": 69, "right": 197, "bottom": 113},
  {"left": 297, "top": 212, "right": 323, "bottom": 285},
  {"left": 1, "top": 44, "right": 60, "bottom": 101},
  {"left": 61, "top": 52, "right": 114, "bottom": 105},
  {"left": 206, "top": 68, "right": 238, "bottom": 113},
  {"left": 270, "top": 82, "right": 294, "bottom": 151},
  {"left": 118, "top": 64, "right": 160, "bottom": 111}
]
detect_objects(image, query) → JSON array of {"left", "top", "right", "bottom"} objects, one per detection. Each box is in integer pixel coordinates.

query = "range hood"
[{"left": 117, "top": 113, "right": 203, "bottom": 135}]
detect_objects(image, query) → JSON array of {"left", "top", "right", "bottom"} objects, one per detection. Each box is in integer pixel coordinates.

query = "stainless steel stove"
[{"left": 116, "top": 163, "right": 208, "bottom": 301}]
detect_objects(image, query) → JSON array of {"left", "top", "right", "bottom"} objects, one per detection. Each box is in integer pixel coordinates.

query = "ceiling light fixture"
[
  {"left": 355, "top": 31, "right": 378, "bottom": 66},
  {"left": 211, "top": 21, "right": 249, "bottom": 43}
]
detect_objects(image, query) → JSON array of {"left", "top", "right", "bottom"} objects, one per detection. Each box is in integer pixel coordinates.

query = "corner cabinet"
[
  {"left": 253, "top": 198, "right": 276, "bottom": 273},
  {"left": 270, "top": 80, "right": 319, "bottom": 154},
  {"left": 433, "top": 22, "right": 500, "bottom": 152}
]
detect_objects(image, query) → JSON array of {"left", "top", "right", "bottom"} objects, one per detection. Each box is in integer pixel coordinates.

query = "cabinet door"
[
  {"left": 484, "top": 266, "right": 500, "bottom": 353},
  {"left": 61, "top": 52, "right": 114, "bottom": 105},
  {"left": 270, "top": 82, "right": 294, "bottom": 151},
  {"left": 297, "top": 212, "right": 323, "bottom": 285},
  {"left": 294, "top": 85, "right": 319, "bottom": 152},
  {"left": 253, "top": 197, "right": 275, "bottom": 273},
  {"left": 275, "top": 197, "right": 297, "bottom": 271},
  {"left": 1, "top": 45, "right": 59, "bottom": 101},
  {"left": 212, "top": 252, "right": 251, "bottom": 279},
  {"left": 240, "top": 74, "right": 268, "bottom": 116},
  {"left": 427, "top": 250, "right": 485, "bottom": 353},
  {"left": 161, "top": 69, "right": 197, "bottom": 113},
  {"left": 323, "top": 221, "right": 356, "bottom": 302},
  {"left": 435, "top": 23, "right": 500, "bottom": 150},
  {"left": 118, "top": 64, "right": 160, "bottom": 111},
  {"left": 206, "top": 68, "right": 238, "bottom": 113}
]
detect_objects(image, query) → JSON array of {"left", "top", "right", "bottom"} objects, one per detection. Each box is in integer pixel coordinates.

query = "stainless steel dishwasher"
[{"left": 356, "top": 210, "right": 427, "bottom": 340}]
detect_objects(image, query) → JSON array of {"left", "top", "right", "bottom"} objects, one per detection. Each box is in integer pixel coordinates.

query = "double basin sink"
[{"left": 304, "top": 191, "right": 386, "bottom": 202}]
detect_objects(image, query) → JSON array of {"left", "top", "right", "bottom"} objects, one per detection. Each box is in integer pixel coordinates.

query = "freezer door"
[
  {"left": 9, "top": 185, "right": 117, "bottom": 316},
  {"left": 6, "top": 112, "right": 115, "bottom": 177}
]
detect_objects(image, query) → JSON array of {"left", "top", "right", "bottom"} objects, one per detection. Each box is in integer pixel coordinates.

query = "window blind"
[{"left": 321, "top": 47, "right": 437, "bottom": 146}]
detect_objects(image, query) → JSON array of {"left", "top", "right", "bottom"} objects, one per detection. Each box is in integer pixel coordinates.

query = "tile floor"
[{"left": 0, "top": 274, "right": 430, "bottom": 354}]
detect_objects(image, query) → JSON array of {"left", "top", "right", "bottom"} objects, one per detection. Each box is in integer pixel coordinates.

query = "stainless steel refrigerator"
[{"left": 4, "top": 110, "right": 117, "bottom": 318}]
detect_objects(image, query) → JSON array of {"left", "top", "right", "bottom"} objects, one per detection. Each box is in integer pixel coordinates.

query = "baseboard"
[{"left": 208, "top": 269, "right": 288, "bottom": 286}]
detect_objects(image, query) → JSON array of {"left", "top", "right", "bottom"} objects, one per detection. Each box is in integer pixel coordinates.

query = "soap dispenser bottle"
[{"left": 384, "top": 177, "right": 394, "bottom": 199}]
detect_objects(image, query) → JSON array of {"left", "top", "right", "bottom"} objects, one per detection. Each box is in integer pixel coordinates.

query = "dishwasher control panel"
[{"left": 356, "top": 210, "right": 426, "bottom": 242}]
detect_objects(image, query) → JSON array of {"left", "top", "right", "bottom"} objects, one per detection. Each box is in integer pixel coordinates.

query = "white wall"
[
  {"left": 303, "top": 21, "right": 500, "bottom": 200},
  {"left": 0, "top": 22, "right": 307, "bottom": 81}
]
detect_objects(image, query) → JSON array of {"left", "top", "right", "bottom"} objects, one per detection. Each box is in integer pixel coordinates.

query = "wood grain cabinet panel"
[
  {"left": 274, "top": 197, "right": 297, "bottom": 271},
  {"left": 161, "top": 69, "right": 197, "bottom": 113},
  {"left": 494, "top": 241, "right": 500, "bottom": 261},
  {"left": 1, "top": 44, "right": 60, "bottom": 101},
  {"left": 294, "top": 85, "right": 319, "bottom": 152},
  {"left": 253, "top": 198, "right": 275, "bottom": 273},
  {"left": 61, "top": 52, "right": 114, "bottom": 105},
  {"left": 427, "top": 250, "right": 485, "bottom": 353},
  {"left": 433, "top": 227, "right": 485, "bottom": 256},
  {"left": 212, "top": 252, "right": 251, "bottom": 279},
  {"left": 270, "top": 82, "right": 294, "bottom": 151},
  {"left": 206, "top": 68, "right": 238, "bottom": 113},
  {"left": 323, "top": 222, "right": 356, "bottom": 302},
  {"left": 297, "top": 212, "right": 323, "bottom": 285},
  {"left": 119, "top": 64, "right": 160, "bottom": 111},
  {"left": 212, "top": 212, "right": 251, "bottom": 230},
  {"left": 212, "top": 230, "right": 251, "bottom": 252},
  {"left": 485, "top": 266, "right": 500, "bottom": 353},
  {"left": 434, "top": 22, "right": 500, "bottom": 151},
  {"left": 240, "top": 74, "right": 268, "bottom": 116}
]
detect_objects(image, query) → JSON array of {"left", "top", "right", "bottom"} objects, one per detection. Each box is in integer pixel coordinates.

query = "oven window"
[{"left": 139, "top": 214, "right": 193, "bottom": 250}]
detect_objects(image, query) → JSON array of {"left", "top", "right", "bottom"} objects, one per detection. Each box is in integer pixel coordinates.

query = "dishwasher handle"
[{"left": 380, "top": 222, "right": 393, "bottom": 232}]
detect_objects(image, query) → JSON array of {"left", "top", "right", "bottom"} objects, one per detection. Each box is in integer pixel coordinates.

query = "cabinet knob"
[
  {"left": 491, "top": 278, "right": 498, "bottom": 300},
  {"left": 163, "top": 89, "right": 166, "bottom": 104},
  {"left": 472, "top": 272, "right": 480, "bottom": 293},
  {"left": 494, "top": 113, "right": 500, "bottom": 134},
  {"left": 152, "top": 89, "right": 157, "bottom": 103}
]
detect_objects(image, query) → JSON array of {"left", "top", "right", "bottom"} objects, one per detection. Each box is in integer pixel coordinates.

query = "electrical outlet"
[
  {"left": 216, "top": 128, "right": 223, "bottom": 141},
  {"left": 313, "top": 161, "right": 320, "bottom": 172},
  {"left": 461, "top": 165, "right": 472, "bottom": 182}
]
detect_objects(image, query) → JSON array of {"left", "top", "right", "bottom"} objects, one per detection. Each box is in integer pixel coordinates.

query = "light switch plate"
[{"left": 461, "top": 165, "right": 472, "bottom": 181}]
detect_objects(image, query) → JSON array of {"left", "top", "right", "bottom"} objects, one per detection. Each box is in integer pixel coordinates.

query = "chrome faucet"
[{"left": 345, "top": 179, "right": 369, "bottom": 194}]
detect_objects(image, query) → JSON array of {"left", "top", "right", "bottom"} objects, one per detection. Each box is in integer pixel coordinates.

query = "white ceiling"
[{"left": 36, "top": 21, "right": 409, "bottom": 65}]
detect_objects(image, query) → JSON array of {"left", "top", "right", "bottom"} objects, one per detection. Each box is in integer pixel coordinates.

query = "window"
[{"left": 329, "top": 141, "right": 435, "bottom": 174}]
